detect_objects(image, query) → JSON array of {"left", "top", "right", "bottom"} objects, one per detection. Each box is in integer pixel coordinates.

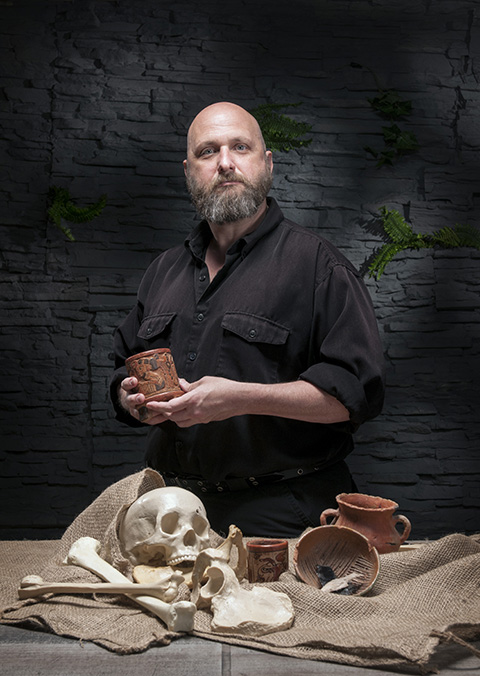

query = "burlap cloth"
[{"left": 1, "top": 469, "right": 479, "bottom": 673}]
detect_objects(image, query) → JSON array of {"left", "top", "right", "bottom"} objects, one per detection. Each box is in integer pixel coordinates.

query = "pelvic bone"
[{"left": 191, "top": 545, "right": 294, "bottom": 636}]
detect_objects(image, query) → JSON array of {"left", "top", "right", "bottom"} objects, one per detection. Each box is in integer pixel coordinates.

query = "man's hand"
[
  {"left": 144, "top": 376, "right": 350, "bottom": 428},
  {"left": 118, "top": 376, "right": 170, "bottom": 425},
  {"left": 144, "top": 376, "right": 242, "bottom": 427}
]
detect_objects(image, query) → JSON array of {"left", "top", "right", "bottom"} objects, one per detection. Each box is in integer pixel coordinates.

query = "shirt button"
[
  {"left": 199, "top": 274, "right": 206, "bottom": 282},
  {"left": 146, "top": 327, "right": 152, "bottom": 335},
  {"left": 249, "top": 329, "right": 257, "bottom": 339},
  {"left": 188, "top": 352, "right": 197, "bottom": 361},
  {"left": 197, "top": 313, "right": 205, "bottom": 322}
]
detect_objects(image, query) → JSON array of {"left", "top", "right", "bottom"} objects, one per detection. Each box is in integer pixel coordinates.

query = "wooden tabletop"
[{"left": 0, "top": 625, "right": 478, "bottom": 676}]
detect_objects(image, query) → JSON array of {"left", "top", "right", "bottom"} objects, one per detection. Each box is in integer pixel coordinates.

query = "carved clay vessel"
[
  {"left": 246, "top": 538, "right": 289, "bottom": 582},
  {"left": 293, "top": 525, "right": 379, "bottom": 595},
  {"left": 320, "top": 493, "right": 412, "bottom": 554},
  {"left": 125, "top": 348, "right": 183, "bottom": 421}
]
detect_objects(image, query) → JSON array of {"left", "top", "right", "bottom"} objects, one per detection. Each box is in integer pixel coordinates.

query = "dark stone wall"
[{"left": 1, "top": 0, "right": 479, "bottom": 539}]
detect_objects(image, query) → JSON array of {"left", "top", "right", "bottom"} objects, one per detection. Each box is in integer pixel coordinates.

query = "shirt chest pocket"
[
  {"left": 137, "top": 313, "right": 176, "bottom": 348},
  {"left": 216, "top": 312, "right": 290, "bottom": 383}
]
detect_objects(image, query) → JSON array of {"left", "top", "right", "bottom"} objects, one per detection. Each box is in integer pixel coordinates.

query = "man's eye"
[
  {"left": 235, "top": 144, "right": 247, "bottom": 151},
  {"left": 200, "top": 148, "right": 215, "bottom": 156}
]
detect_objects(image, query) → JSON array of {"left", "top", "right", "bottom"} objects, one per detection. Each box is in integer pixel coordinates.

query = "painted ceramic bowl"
[{"left": 293, "top": 525, "right": 380, "bottom": 596}]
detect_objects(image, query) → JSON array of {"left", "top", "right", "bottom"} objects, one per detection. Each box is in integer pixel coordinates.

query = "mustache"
[{"left": 213, "top": 172, "right": 247, "bottom": 187}]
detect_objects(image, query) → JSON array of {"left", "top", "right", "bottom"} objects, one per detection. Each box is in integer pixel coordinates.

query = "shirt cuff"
[{"left": 299, "top": 363, "right": 377, "bottom": 426}]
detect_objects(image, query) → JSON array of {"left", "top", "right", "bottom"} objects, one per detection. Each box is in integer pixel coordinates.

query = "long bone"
[
  {"left": 64, "top": 536, "right": 196, "bottom": 632},
  {"left": 18, "top": 574, "right": 184, "bottom": 603}
]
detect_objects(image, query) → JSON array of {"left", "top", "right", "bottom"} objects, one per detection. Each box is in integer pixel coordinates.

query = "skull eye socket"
[
  {"left": 192, "top": 513, "right": 209, "bottom": 536},
  {"left": 160, "top": 511, "right": 179, "bottom": 534}
]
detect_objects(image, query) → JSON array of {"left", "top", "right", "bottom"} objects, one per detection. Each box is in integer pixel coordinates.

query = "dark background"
[{"left": 1, "top": 0, "right": 479, "bottom": 540}]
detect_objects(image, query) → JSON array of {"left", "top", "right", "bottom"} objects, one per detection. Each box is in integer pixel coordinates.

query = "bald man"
[{"left": 111, "top": 102, "right": 385, "bottom": 538}]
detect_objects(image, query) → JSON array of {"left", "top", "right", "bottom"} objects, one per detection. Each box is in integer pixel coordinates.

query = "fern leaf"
[
  {"left": 379, "top": 207, "right": 416, "bottom": 245},
  {"left": 393, "top": 130, "right": 419, "bottom": 154},
  {"left": 376, "top": 150, "right": 396, "bottom": 167},
  {"left": 58, "top": 223, "right": 75, "bottom": 242},
  {"left": 250, "top": 103, "right": 313, "bottom": 152},
  {"left": 368, "top": 242, "right": 406, "bottom": 279},
  {"left": 47, "top": 186, "right": 107, "bottom": 241},
  {"left": 62, "top": 195, "right": 107, "bottom": 223},
  {"left": 368, "top": 90, "right": 412, "bottom": 120},
  {"left": 430, "top": 223, "right": 480, "bottom": 250}
]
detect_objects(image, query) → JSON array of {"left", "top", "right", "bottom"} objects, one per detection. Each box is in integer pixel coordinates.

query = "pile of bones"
[{"left": 18, "top": 487, "right": 294, "bottom": 636}]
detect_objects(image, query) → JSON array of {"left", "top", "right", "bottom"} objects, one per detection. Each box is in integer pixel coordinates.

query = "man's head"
[{"left": 183, "top": 102, "right": 273, "bottom": 225}]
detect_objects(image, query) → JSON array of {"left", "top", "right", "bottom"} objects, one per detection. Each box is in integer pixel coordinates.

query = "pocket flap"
[
  {"left": 138, "top": 313, "right": 176, "bottom": 340},
  {"left": 221, "top": 312, "right": 290, "bottom": 345}
]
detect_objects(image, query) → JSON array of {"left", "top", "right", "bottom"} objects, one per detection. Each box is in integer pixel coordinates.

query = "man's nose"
[{"left": 217, "top": 146, "right": 235, "bottom": 173}]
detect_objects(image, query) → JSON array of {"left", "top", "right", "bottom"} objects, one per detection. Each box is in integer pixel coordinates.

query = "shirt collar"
[{"left": 185, "top": 197, "right": 284, "bottom": 262}]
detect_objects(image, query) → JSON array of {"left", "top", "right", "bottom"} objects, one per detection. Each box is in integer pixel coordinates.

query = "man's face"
[{"left": 184, "top": 104, "right": 273, "bottom": 225}]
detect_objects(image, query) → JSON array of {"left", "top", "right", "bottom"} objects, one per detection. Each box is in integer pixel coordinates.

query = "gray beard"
[{"left": 186, "top": 168, "right": 272, "bottom": 225}]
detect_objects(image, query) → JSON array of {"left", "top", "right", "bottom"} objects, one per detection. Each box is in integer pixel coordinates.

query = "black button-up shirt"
[{"left": 111, "top": 198, "right": 385, "bottom": 482}]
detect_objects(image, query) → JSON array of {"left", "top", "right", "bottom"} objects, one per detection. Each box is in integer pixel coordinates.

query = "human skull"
[{"left": 118, "top": 487, "right": 210, "bottom": 567}]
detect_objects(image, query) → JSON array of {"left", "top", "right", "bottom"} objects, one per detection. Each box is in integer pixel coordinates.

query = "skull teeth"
[{"left": 168, "top": 555, "right": 196, "bottom": 567}]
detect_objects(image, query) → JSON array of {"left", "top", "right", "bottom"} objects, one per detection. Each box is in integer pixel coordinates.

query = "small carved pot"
[
  {"left": 320, "top": 492, "right": 412, "bottom": 554},
  {"left": 125, "top": 348, "right": 183, "bottom": 422},
  {"left": 246, "top": 538, "right": 289, "bottom": 583}
]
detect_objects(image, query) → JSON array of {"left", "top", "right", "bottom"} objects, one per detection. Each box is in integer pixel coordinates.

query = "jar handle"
[
  {"left": 394, "top": 514, "right": 412, "bottom": 544},
  {"left": 320, "top": 508, "right": 339, "bottom": 525}
]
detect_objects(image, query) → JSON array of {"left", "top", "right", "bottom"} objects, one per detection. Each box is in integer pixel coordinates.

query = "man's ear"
[
  {"left": 266, "top": 150, "right": 273, "bottom": 173},
  {"left": 183, "top": 159, "right": 188, "bottom": 177},
  {"left": 265, "top": 150, "right": 273, "bottom": 174}
]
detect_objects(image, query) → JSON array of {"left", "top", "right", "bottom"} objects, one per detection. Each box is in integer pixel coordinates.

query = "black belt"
[{"left": 161, "top": 463, "right": 323, "bottom": 493}]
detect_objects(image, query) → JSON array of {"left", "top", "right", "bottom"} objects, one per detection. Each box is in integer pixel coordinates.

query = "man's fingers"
[
  {"left": 147, "top": 395, "right": 189, "bottom": 415},
  {"left": 144, "top": 412, "right": 169, "bottom": 425},
  {"left": 178, "top": 378, "right": 191, "bottom": 392},
  {"left": 121, "top": 376, "right": 138, "bottom": 392}
]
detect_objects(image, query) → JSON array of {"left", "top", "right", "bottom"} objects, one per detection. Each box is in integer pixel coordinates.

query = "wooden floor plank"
[
  {"left": 0, "top": 625, "right": 478, "bottom": 676},
  {"left": 0, "top": 627, "right": 222, "bottom": 676}
]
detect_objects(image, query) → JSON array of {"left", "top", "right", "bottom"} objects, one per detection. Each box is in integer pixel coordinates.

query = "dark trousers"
[{"left": 165, "top": 460, "right": 356, "bottom": 538}]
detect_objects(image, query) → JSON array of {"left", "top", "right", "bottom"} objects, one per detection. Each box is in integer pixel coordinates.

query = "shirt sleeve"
[{"left": 299, "top": 263, "right": 385, "bottom": 426}]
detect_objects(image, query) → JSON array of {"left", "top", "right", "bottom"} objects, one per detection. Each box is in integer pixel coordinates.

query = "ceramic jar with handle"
[{"left": 320, "top": 493, "right": 411, "bottom": 554}]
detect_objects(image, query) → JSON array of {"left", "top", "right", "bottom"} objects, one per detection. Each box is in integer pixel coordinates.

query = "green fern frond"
[
  {"left": 62, "top": 194, "right": 107, "bottom": 223},
  {"left": 368, "top": 242, "right": 406, "bottom": 279},
  {"left": 368, "top": 209, "right": 480, "bottom": 280},
  {"left": 379, "top": 207, "right": 416, "bottom": 244},
  {"left": 367, "top": 90, "right": 412, "bottom": 120},
  {"left": 375, "top": 149, "right": 396, "bottom": 168},
  {"left": 47, "top": 186, "right": 107, "bottom": 241},
  {"left": 58, "top": 223, "right": 75, "bottom": 242},
  {"left": 429, "top": 223, "right": 480, "bottom": 249},
  {"left": 392, "top": 130, "right": 419, "bottom": 154},
  {"left": 47, "top": 199, "right": 66, "bottom": 227},
  {"left": 250, "top": 103, "right": 313, "bottom": 152}
]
